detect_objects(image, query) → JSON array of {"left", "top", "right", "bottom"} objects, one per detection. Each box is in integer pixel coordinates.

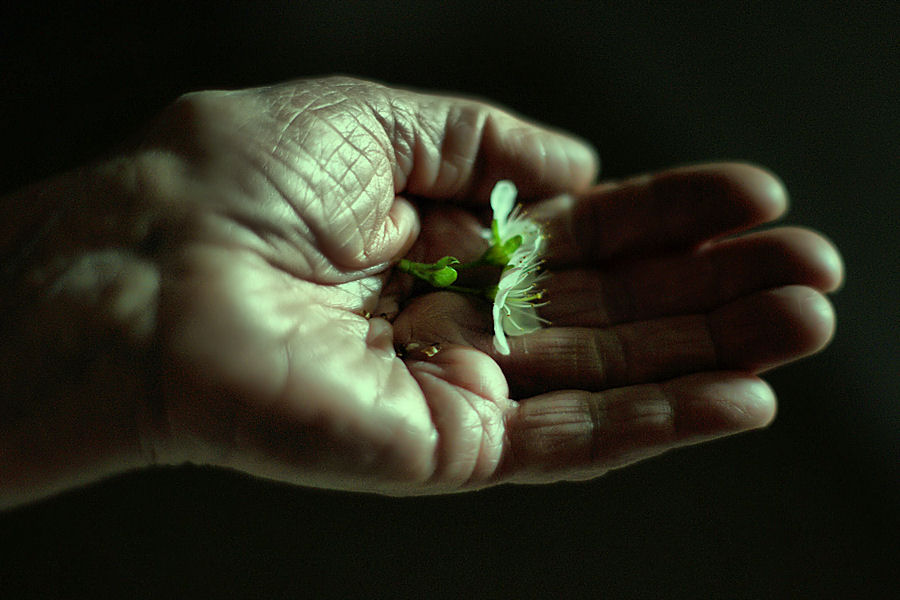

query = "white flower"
[
  {"left": 488, "top": 180, "right": 545, "bottom": 264},
  {"left": 492, "top": 257, "right": 548, "bottom": 355},
  {"left": 484, "top": 180, "right": 551, "bottom": 354}
]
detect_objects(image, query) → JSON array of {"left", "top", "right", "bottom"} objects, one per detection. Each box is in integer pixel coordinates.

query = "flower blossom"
[
  {"left": 488, "top": 180, "right": 545, "bottom": 266},
  {"left": 491, "top": 240, "right": 549, "bottom": 356},
  {"left": 487, "top": 180, "right": 550, "bottom": 354}
]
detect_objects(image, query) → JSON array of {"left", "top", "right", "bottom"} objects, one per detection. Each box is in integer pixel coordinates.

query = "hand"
[
  {"left": 0, "top": 77, "right": 842, "bottom": 506},
  {"left": 395, "top": 164, "right": 842, "bottom": 483}
]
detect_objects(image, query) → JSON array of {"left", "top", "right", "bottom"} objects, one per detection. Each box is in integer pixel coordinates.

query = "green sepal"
[
  {"left": 479, "top": 234, "right": 523, "bottom": 267},
  {"left": 502, "top": 235, "right": 523, "bottom": 255},
  {"left": 435, "top": 256, "right": 461, "bottom": 268}
]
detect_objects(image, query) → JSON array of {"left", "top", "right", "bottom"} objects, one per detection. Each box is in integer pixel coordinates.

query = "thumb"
[
  {"left": 257, "top": 76, "right": 598, "bottom": 269},
  {"left": 377, "top": 81, "right": 600, "bottom": 202},
  {"left": 336, "top": 75, "right": 600, "bottom": 266}
]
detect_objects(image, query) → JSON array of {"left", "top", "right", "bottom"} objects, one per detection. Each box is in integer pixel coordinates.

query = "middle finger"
[
  {"left": 499, "top": 285, "right": 835, "bottom": 397},
  {"left": 541, "top": 227, "right": 843, "bottom": 327}
]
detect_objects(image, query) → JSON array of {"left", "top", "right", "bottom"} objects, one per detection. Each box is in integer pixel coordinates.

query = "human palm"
[
  {"left": 1, "top": 77, "right": 841, "bottom": 505},
  {"left": 137, "top": 77, "right": 841, "bottom": 493}
]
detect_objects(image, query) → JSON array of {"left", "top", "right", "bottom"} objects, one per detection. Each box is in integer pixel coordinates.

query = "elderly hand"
[{"left": 0, "top": 77, "right": 841, "bottom": 507}]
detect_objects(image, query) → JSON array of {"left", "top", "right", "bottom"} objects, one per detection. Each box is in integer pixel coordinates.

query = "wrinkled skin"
[{"left": 0, "top": 77, "right": 842, "bottom": 507}]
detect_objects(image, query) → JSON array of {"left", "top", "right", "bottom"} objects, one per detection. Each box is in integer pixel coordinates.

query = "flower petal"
[
  {"left": 492, "top": 294, "right": 512, "bottom": 355},
  {"left": 502, "top": 304, "right": 544, "bottom": 336},
  {"left": 490, "top": 180, "right": 518, "bottom": 226}
]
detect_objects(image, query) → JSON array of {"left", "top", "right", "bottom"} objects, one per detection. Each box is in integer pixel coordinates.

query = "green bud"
[{"left": 429, "top": 266, "right": 459, "bottom": 287}]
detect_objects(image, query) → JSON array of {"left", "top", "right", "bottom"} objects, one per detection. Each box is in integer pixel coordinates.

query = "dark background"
[{"left": 2, "top": 2, "right": 897, "bottom": 597}]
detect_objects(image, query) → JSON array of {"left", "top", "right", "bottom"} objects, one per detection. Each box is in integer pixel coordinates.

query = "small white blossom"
[
  {"left": 492, "top": 257, "right": 548, "bottom": 355},
  {"left": 486, "top": 180, "right": 551, "bottom": 355},
  {"left": 488, "top": 180, "right": 545, "bottom": 264}
]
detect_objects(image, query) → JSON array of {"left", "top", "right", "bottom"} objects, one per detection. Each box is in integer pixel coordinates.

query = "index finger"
[{"left": 531, "top": 163, "right": 789, "bottom": 266}]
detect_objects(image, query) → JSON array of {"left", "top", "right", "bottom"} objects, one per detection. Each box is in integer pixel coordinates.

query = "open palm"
[{"left": 137, "top": 77, "right": 841, "bottom": 494}]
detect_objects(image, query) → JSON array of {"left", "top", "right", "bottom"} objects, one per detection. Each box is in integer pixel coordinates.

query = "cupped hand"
[
  {"left": 0, "top": 77, "right": 843, "bottom": 505},
  {"left": 393, "top": 164, "right": 842, "bottom": 483}
]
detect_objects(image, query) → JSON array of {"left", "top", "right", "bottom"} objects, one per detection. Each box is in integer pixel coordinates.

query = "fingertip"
[
  {"left": 713, "top": 285, "right": 837, "bottom": 373},
  {"left": 806, "top": 232, "right": 845, "bottom": 292},
  {"left": 793, "top": 286, "right": 837, "bottom": 352},
  {"left": 772, "top": 286, "right": 838, "bottom": 365},
  {"left": 477, "top": 112, "right": 600, "bottom": 200},
  {"left": 819, "top": 242, "right": 845, "bottom": 293},
  {"left": 733, "top": 376, "right": 778, "bottom": 429},
  {"left": 740, "top": 227, "right": 845, "bottom": 294},
  {"left": 559, "top": 133, "right": 601, "bottom": 190},
  {"left": 532, "top": 129, "right": 600, "bottom": 195},
  {"left": 758, "top": 286, "right": 836, "bottom": 357},
  {"left": 726, "top": 162, "right": 789, "bottom": 224},
  {"left": 668, "top": 373, "right": 777, "bottom": 436},
  {"left": 784, "top": 228, "right": 846, "bottom": 292}
]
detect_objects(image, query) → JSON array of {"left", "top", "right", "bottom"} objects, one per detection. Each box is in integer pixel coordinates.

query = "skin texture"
[{"left": 0, "top": 77, "right": 843, "bottom": 508}]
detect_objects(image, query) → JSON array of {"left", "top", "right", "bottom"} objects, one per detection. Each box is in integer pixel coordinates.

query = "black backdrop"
[{"left": 2, "top": 2, "right": 897, "bottom": 597}]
